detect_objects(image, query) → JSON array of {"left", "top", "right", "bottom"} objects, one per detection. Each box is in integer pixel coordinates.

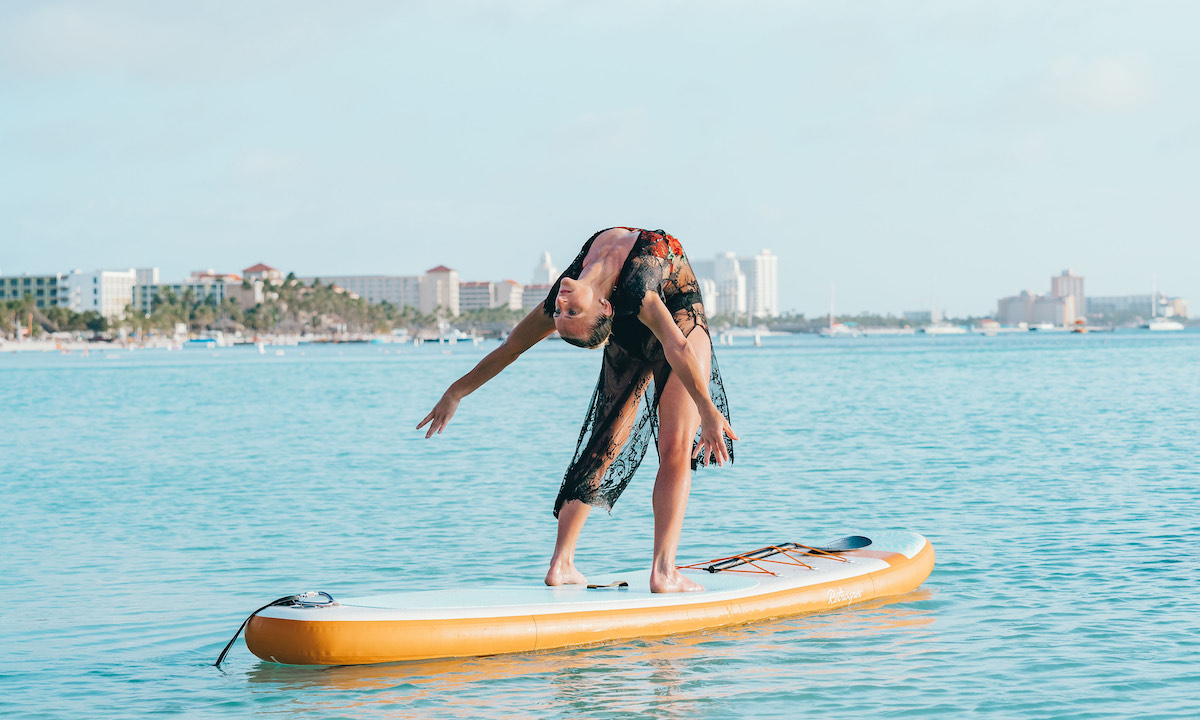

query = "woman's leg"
[
  {"left": 545, "top": 364, "right": 649, "bottom": 586},
  {"left": 650, "top": 328, "right": 712, "bottom": 593},
  {"left": 545, "top": 500, "right": 590, "bottom": 585}
]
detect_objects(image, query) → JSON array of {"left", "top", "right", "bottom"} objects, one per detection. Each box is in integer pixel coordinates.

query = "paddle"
[{"left": 703, "top": 535, "right": 872, "bottom": 573}]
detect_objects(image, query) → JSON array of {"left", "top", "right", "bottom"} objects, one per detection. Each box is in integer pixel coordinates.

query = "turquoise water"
[{"left": 3, "top": 332, "right": 1198, "bottom": 719}]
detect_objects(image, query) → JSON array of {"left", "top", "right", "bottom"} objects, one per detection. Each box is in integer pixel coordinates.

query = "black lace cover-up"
[{"left": 543, "top": 227, "right": 734, "bottom": 517}]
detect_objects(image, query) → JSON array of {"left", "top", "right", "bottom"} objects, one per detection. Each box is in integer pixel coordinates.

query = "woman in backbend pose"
[{"left": 417, "top": 227, "right": 737, "bottom": 593}]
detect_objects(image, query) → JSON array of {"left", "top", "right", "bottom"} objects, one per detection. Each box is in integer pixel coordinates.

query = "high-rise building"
[
  {"left": 532, "top": 252, "right": 558, "bottom": 285},
  {"left": 713, "top": 253, "right": 747, "bottom": 317},
  {"left": 1051, "top": 269, "right": 1085, "bottom": 319},
  {"left": 741, "top": 250, "right": 779, "bottom": 318},
  {"left": 697, "top": 278, "right": 718, "bottom": 317}
]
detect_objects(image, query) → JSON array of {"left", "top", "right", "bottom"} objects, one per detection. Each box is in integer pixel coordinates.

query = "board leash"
[{"left": 213, "top": 591, "right": 336, "bottom": 668}]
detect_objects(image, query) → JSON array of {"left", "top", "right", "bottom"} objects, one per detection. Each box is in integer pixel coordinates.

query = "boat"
[
  {"left": 819, "top": 284, "right": 861, "bottom": 337},
  {"left": 236, "top": 530, "right": 935, "bottom": 666},
  {"left": 920, "top": 322, "right": 967, "bottom": 335},
  {"left": 1143, "top": 318, "right": 1184, "bottom": 331},
  {"left": 1140, "top": 276, "right": 1184, "bottom": 331}
]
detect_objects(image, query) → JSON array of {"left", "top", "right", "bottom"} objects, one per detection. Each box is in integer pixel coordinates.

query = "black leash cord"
[{"left": 213, "top": 595, "right": 299, "bottom": 668}]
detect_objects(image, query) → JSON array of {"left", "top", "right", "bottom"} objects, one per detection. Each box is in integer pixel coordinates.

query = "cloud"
[{"left": 1042, "top": 55, "right": 1154, "bottom": 112}]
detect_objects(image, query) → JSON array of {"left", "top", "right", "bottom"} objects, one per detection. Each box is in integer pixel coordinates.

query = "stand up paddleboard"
[{"left": 231, "top": 530, "right": 933, "bottom": 666}]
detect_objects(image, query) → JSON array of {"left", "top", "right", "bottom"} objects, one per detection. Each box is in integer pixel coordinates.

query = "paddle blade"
[{"left": 813, "top": 535, "right": 872, "bottom": 553}]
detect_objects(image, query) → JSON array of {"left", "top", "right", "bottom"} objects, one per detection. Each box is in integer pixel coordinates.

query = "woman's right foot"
[{"left": 544, "top": 561, "right": 587, "bottom": 586}]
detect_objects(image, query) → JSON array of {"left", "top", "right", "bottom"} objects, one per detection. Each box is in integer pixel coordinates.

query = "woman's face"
[{"left": 553, "top": 277, "right": 608, "bottom": 340}]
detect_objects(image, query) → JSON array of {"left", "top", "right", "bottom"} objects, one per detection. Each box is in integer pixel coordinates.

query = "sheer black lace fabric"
[{"left": 542, "top": 228, "right": 734, "bottom": 517}]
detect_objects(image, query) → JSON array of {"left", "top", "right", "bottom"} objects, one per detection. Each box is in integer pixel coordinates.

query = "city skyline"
[
  {"left": 3, "top": 3, "right": 1199, "bottom": 316},
  {"left": 1, "top": 252, "right": 1190, "bottom": 322}
]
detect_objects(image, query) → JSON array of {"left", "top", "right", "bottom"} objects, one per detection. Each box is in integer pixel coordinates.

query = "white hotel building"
[
  {"left": 304, "top": 266, "right": 459, "bottom": 316},
  {"left": 690, "top": 249, "right": 779, "bottom": 319},
  {"left": 62, "top": 269, "right": 138, "bottom": 319}
]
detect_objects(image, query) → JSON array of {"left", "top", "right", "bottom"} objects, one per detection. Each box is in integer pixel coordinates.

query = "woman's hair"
[{"left": 561, "top": 313, "right": 613, "bottom": 349}]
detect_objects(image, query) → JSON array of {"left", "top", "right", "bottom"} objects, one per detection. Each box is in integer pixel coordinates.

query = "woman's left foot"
[{"left": 649, "top": 569, "right": 704, "bottom": 593}]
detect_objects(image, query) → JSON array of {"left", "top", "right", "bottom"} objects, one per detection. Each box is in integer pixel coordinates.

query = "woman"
[{"left": 417, "top": 227, "right": 737, "bottom": 593}]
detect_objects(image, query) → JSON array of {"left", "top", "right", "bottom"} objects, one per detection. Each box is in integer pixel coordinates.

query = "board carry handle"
[{"left": 586, "top": 581, "right": 630, "bottom": 589}]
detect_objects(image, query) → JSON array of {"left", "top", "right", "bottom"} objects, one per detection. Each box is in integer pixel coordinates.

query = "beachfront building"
[
  {"left": 298, "top": 267, "right": 461, "bottom": 315},
  {"left": 996, "top": 270, "right": 1087, "bottom": 326},
  {"left": 1051, "top": 269, "right": 1086, "bottom": 317},
  {"left": 459, "top": 281, "right": 495, "bottom": 312},
  {"left": 1089, "top": 294, "right": 1189, "bottom": 320},
  {"left": 134, "top": 269, "right": 265, "bottom": 314},
  {"left": 420, "top": 266, "right": 459, "bottom": 316},
  {"left": 302, "top": 275, "right": 421, "bottom": 308},
  {"left": 997, "top": 290, "right": 1076, "bottom": 326},
  {"left": 497, "top": 279, "right": 523, "bottom": 310},
  {"left": 522, "top": 283, "right": 553, "bottom": 311},
  {"left": 61, "top": 269, "right": 138, "bottom": 319},
  {"left": 459, "top": 279, "right": 525, "bottom": 312},
  {"left": 0, "top": 273, "right": 70, "bottom": 309},
  {"left": 532, "top": 252, "right": 557, "bottom": 285}
]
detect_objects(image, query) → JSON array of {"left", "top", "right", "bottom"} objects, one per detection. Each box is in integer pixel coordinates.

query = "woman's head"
[{"left": 553, "top": 276, "right": 614, "bottom": 349}]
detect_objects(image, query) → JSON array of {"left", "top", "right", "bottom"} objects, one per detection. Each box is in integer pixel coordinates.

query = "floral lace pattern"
[{"left": 543, "top": 228, "right": 734, "bottom": 517}]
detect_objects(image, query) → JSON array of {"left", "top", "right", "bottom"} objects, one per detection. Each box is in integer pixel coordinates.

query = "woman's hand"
[
  {"left": 417, "top": 391, "right": 461, "bottom": 438},
  {"left": 694, "top": 404, "right": 739, "bottom": 466}
]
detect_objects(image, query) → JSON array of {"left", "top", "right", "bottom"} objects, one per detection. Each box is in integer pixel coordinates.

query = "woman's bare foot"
[
  {"left": 545, "top": 560, "right": 587, "bottom": 586},
  {"left": 649, "top": 568, "right": 705, "bottom": 593}
]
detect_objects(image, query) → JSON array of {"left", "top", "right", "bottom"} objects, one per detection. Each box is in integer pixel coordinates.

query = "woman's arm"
[
  {"left": 638, "top": 293, "right": 739, "bottom": 464},
  {"left": 417, "top": 307, "right": 556, "bottom": 438}
]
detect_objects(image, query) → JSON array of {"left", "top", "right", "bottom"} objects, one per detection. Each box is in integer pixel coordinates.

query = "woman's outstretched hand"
[
  {"left": 417, "top": 391, "right": 461, "bottom": 438},
  {"left": 694, "top": 405, "right": 739, "bottom": 466}
]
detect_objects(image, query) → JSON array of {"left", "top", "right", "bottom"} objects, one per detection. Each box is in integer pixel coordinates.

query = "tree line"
[{"left": 2, "top": 275, "right": 532, "bottom": 339}]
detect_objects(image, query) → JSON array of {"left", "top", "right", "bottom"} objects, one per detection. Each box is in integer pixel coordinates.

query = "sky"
[{"left": 2, "top": 0, "right": 1197, "bottom": 317}]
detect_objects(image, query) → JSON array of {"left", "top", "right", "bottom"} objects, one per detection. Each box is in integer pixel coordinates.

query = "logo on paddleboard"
[{"left": 828, "top": 586, "right": 863, "bottom": 605}]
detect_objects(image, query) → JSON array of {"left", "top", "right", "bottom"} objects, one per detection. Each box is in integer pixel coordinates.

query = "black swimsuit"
[{"left": 542, "top": 228, "right": 734, "bottom": 516}]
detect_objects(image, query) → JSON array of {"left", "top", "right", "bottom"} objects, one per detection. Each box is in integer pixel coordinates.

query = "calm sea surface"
[{"left": 2, "top": 332, "right": 1198, "bottom": 719}]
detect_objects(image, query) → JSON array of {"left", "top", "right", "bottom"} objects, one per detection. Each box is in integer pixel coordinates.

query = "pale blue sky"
[{"left": 2, "top": 1, "right": 1197, "bottom": 316}]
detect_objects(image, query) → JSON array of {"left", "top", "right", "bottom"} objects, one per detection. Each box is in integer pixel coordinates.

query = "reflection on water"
[{"left": 242, "top": 590, "right": 935, "bottom": 718}]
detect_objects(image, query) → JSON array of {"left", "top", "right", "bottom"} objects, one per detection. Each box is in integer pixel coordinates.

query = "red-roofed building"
[{"left": 243, "top": 263, "right": 283, "bottom": 284}]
